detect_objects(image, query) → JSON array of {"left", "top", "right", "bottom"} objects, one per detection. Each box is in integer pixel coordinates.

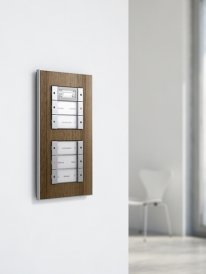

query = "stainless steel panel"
[
  {"left": 52, "top": 86, "right": 78, "bottom": 101},
  {"left": 78, "top": 154, "right": 83, "bottom": 168},
  {"left": 52, "top": 155, "right": 77, "bottom": 169},
  {"left": 78, "top": 102, "right": 83, "bottom": 115},
  {"left": 52, "top": 86, "right": 58, "bottom": 100},
  {"left": 52, "top": 115, "right": 84, "bottom": 129},
  {"left": 52, "top": 101, "right": 78, "bottom": 115},
  {"left": 52, "top": 169, "right": 77, "bottom": 184},
  {"left": 52, "top": 101, "right": 83, "bottom": 115},
  {"left": 52, "top": 115, "right": 77, "bottom": 129},
  {"left": 52, "top": 141, "right": 77, "bottom": 155},
  {"left": 78, "top": 88, "right": 83, "bottom": 101},
  {"left": 78, "top": 141, "right": 83, "bottom": 154},
  {"left": 78, "top": 169, "right": 83, "bottom": 182},
  {"left": 78, "top": 116, "right": 84, "bottom": 129}
]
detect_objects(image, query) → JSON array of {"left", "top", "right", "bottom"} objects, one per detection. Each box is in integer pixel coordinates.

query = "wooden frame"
[{"left": 37, "top": 70, "right": 92, "bottom": 199}]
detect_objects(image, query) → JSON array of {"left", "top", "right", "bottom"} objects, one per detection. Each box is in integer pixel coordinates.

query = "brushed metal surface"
[
  {"left": 52, "top": 86, "right": 78, "bottom": 101},
  {"left": 52, "top": 141, "right": 77, "bottom": 155},
  {"left": 78, "top": 141, "right": 83, "bottom": 154},
  {"left": 78, "top": 115, "right": 84, "bottom": 129},
  {"left": 78, "top": 168, "right": 83, "bottom": 182},
  {"left": 52, "top": 115, "right": 84, "bottom": 129},
  {"left": 52, "top": 141, "right": 83, "bottom": 155},
  {"left": 52, "top": 101, "right": 83, "bottom": 116},
  {"left": 52, "top": 101, "right": 77, "bottom": 115},
  {"left": 52, "top": 115, "right": 77, "bottom": 129},
  {"left": 78, "top": 88, "right": 83, "bottom": 101},
  {"left": 78, "top": 102, "right": 83, "bottom": 115},
  {"left": 52, "top": 169, "right": 77, "bottom": 184},
  {"left": 78, "top": 154, "right": 83, "bottom": 168},
  {"left": 52, "top": 155, "right": 77, "bottom": 169}
]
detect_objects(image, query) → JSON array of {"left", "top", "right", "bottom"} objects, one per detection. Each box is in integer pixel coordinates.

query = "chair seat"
[
  {"left": 129, "top": 200, "right": 144, "bottom": 206},
  {"left": 129, "top": 198, "right": 162, "bottom": 206}
]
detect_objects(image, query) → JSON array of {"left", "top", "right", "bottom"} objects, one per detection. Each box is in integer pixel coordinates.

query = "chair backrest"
[{"left": 139, "top": 169, "right": 171, "bottom": 201}]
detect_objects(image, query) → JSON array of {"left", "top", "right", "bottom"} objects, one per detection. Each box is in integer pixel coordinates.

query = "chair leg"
[
  {"left": 162, "top": 203, "right": 172, "bottom": 236},
  {"left": 143, "top": 204, "right": 148, "bottom": 242}
]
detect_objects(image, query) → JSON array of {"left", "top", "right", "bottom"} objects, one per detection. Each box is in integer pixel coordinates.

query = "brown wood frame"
[{"left": 37, "top": 70, "right": 92, "bottom": 199}]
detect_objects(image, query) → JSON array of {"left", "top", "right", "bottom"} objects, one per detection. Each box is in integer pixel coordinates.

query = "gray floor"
[{"left": 129, "top": 236, "right": 206, "bottom": 274}]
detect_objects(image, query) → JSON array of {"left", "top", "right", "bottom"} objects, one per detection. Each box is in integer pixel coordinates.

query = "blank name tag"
[{"left": 52, "top": 169, "right": 77, "bottom": 184}]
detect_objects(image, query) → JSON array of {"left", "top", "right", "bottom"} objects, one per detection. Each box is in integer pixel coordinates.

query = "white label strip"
[
  {"left": 52, "top": 115, "right": 77, "bottom": 129},
  {"left": 52, "top": 115, "right": 83, "bottom": 129},
  {"left": 52, "top": 169, "right": 77, "bottom": 184},
  {"left": 52, "top": 141, "right": 77, "bottom": 155},
  {"left": 52, "top": 86, "right": 83, "bottom": 102},
  {"left": 52, "top": 101, "right": 78, "bottom": 115},
  {"left": 52, "top": 155, "right": 77, "bottom": 169},
  {"left": 52, "top": 86, "right": 78, "bottom": 101}
]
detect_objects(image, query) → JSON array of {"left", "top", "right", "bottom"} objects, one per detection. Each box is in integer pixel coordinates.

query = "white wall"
[
  {"left": 0, "top": 0, "right": 128, "bottom": 273},
  {"left": 129, "top": 0, "right": 191, "bottom": 235}
]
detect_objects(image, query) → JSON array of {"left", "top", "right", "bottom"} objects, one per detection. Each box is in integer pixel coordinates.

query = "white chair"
[{"left": 129, "top": 169, "right": 172, "bottom": 241}]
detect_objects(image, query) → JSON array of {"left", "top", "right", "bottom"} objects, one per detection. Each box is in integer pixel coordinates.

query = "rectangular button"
[
  {"left": 52, "top": 155, "right": 77, "bottom": 169},
  {"left": 78, "top": 154, "right": 83, "bottom": 168},
  {"left": 52, "top": 86, "right": 83, "bottom": 102},
  {"left": 78, "top": 102, "right": 83, "bottom": 115},
  {"left": 52, "top": 141, "right": 77, "bottom": 155},
  {"left": 78, "top": 169, "right": 83, "bottom": 182},
  {"left": 78, "top": 116, "right": 83, "bottom": 129},
  {"left": 78, "top": 141, "right": 83, "bottom": 154},
  {"left": 52, "top": 101, "right": 78, "bottom": 115},
  {"left": 78, "top": 88, "right": 83, "bottom": 101},
  {"left": 52, "top": 169, "right": 77, "bottom": 184},
  {"left": 52, "top": 86, "right": 78, "bottom": 101},
  {"left": 52, "top": 115, "right": 83, "bottom": 129},
  {"left": 52, "top": 115, "right": 77, "bottom": 129}
]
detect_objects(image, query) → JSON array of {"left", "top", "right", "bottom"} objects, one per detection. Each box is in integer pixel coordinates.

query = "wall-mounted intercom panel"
[
  {"left": 51, "top": 86, "right": 84, "bottom": 129},
  {"left": 51, "top": 141, "right": 83, "bottom": 183},
  {"left": 37, "top": 70, "right": 92, "bottom": 199}
]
